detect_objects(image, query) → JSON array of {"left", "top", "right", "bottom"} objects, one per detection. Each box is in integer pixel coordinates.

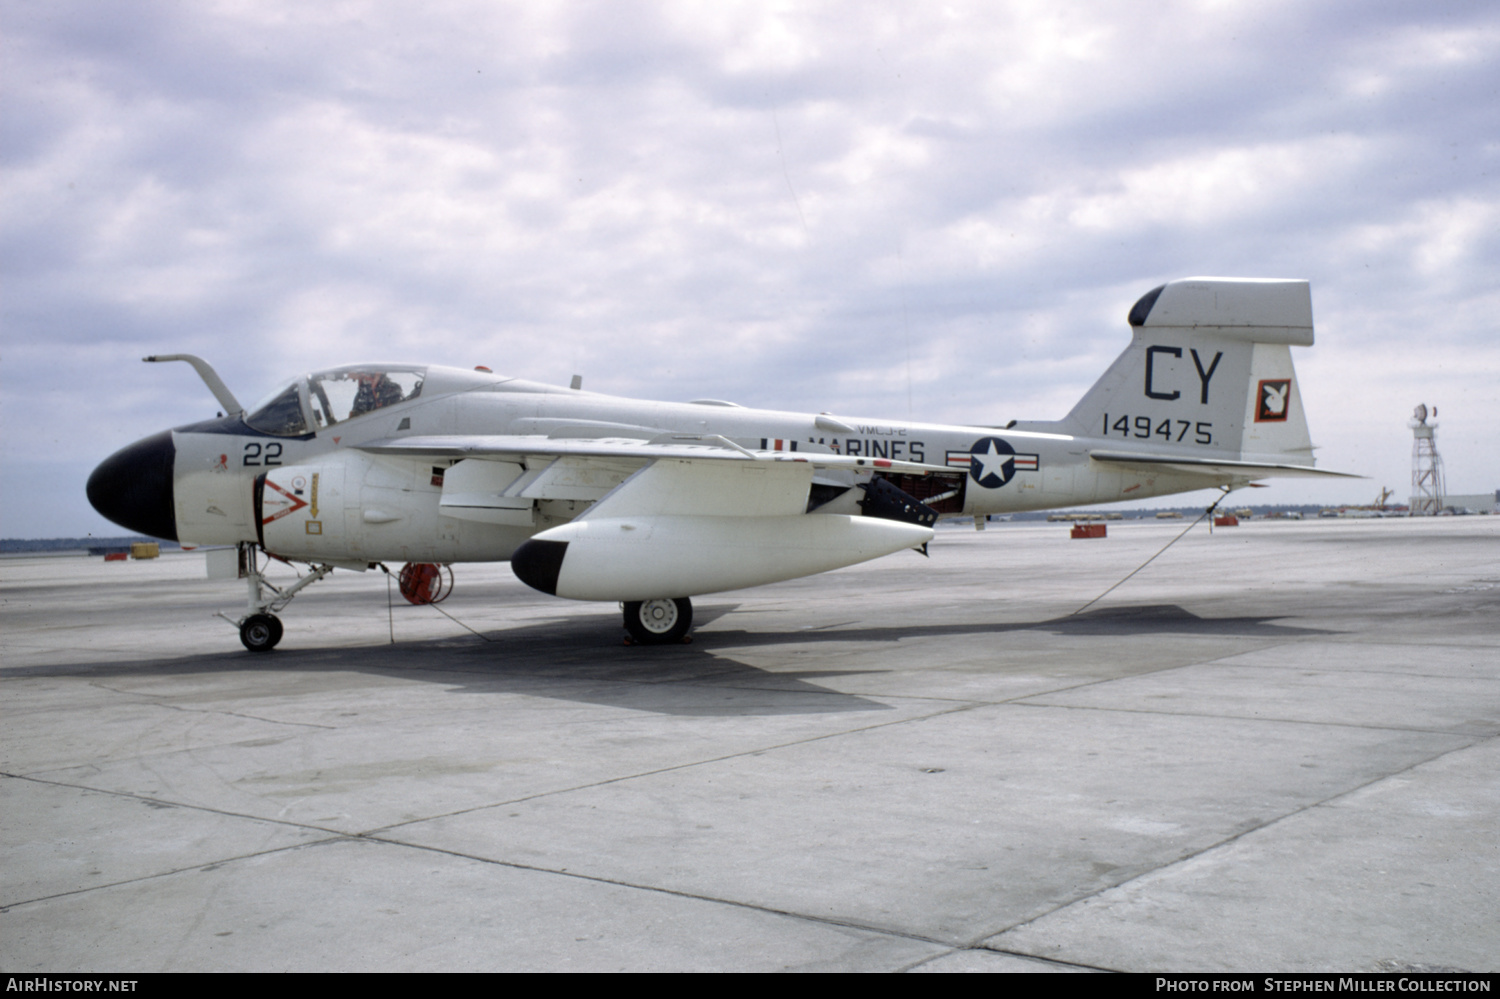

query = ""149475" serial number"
[{"left": 1103, "top": 415, "right": 1213, "bottom": 445}]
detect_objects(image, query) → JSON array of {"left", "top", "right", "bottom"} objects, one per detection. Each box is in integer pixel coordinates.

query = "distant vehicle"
[{"left": 88, "top": 278, "right": 1354, "bottom": 650}]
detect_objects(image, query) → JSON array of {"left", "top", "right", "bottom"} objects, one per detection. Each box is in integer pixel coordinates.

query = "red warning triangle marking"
[{"left": 260, "top": 478, "right": 310, "bottom": 525}]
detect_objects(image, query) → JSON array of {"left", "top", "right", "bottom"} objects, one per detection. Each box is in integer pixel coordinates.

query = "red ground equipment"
[{"left": 398, "top": 562, "right": 453, "bottom": 605}]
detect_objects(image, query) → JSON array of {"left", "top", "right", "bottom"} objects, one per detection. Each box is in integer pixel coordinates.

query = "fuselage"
[{"left": 88, "top": 361, "right": 1220, "bottom": 561}]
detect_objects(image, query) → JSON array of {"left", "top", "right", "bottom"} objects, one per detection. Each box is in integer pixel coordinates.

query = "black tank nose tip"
[
  {"left": 87, "top": 431, "right": 178, "bottom": 541},
  {"left": 511, "top": 539, "right": 568, "bottom": 595}
]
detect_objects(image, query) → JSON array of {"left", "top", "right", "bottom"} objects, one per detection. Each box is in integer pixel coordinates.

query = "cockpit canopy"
[{"left": 244, "top": 365, "right": 427, "bottom": 437}]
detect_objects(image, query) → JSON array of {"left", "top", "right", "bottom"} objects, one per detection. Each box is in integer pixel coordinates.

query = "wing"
[
  {"left": 358, "top": 434, "right": 943, "bottom": 601},
  {"left": 359, "top": 433, "right": 951, "bottom": 525},
  {"left": 359, "top": 433, "right": 952, "bottom": 475}
]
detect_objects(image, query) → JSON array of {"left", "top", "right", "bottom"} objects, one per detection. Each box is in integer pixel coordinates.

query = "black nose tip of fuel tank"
[
  {"left": 86, "top": 430, "right": 178, "bottom": 541},
  {"left": 511, "top": 539, "right": 568, "bottom": 595}
]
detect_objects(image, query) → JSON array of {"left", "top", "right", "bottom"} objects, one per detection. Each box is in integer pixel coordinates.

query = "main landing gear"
[
  {"left": 219, "top": 543, "right": 337, "bottom": 652},
  {"left": 623, "top": 597, "right": 693, "bottom": 645}
]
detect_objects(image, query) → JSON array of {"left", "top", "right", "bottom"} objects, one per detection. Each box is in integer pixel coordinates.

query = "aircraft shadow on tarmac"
[{"left": 32, "top": 603, "right": 1333, "bottom": 718}]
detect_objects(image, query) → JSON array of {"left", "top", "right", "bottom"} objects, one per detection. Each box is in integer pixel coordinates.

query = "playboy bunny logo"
[{"left": 1255, "top": 380, "right": 1291, "bottom": 422}]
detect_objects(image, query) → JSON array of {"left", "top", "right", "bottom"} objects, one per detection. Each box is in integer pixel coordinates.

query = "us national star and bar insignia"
[{"left": 946, "top": 437, "right": 1039, "bottom": 489}]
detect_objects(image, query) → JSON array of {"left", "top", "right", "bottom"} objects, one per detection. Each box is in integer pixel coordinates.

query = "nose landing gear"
[{"left": 218, "top": 543, "right": 338, "bottom": 652}]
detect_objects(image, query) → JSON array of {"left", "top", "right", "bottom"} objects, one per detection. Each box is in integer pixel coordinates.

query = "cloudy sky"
[{"left": 3, "top": 0, "right": 1497, "bottom": 537}]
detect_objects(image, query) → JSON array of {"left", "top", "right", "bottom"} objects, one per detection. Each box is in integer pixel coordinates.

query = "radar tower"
[{"left": 1409, "top": 404, "right": 1446, "bottom": 515}]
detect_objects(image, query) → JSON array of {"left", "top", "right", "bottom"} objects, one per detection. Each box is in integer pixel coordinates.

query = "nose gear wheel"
[{"left": 240, "top": 613, "right": 283, "bottom": 652}]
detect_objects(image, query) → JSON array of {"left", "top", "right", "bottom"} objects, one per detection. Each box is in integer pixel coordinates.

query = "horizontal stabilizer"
[{"left": 1088, "top": 450, "right": 1360, "bottom": 480}]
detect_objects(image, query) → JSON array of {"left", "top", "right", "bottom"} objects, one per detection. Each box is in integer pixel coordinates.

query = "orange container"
[{"left": 1071, "top": 523, "right": 1107, "bottom": 539}]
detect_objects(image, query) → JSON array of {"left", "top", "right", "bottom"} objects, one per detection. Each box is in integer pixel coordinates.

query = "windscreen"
[{"left": 244, "top": 380, "right": 309, "bottom": 437}]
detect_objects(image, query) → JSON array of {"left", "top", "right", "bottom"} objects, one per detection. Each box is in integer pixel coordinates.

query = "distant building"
[{"left": 1428, "top": 491, "right": 1500, "bottom": 514}]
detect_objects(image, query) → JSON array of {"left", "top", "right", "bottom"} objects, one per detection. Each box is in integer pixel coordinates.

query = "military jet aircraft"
[{"left": 87, "top": 277, "right": 1354, "bottom": 650}]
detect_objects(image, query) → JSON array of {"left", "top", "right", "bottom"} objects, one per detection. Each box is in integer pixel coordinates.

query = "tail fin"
[{"left": 1017, "top": 278, "right": 1318, "bottom": 465}]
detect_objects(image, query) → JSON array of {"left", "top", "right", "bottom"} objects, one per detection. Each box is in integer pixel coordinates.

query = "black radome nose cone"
[{"left": 87, "top": 430, "right": 178, "bottom": 541}]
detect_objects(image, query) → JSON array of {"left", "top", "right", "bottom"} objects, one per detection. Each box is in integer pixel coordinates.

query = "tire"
[
  {"left": 623, "top": 597, "right": 692, "bottom": 645},
  {"left": 240, "top": 613, "right": 283, "bottom": 652}
]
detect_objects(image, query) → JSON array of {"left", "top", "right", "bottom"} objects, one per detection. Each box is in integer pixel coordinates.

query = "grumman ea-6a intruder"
[{"left": 88, "top": 277, "right": 1355, "bottom": 651}]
